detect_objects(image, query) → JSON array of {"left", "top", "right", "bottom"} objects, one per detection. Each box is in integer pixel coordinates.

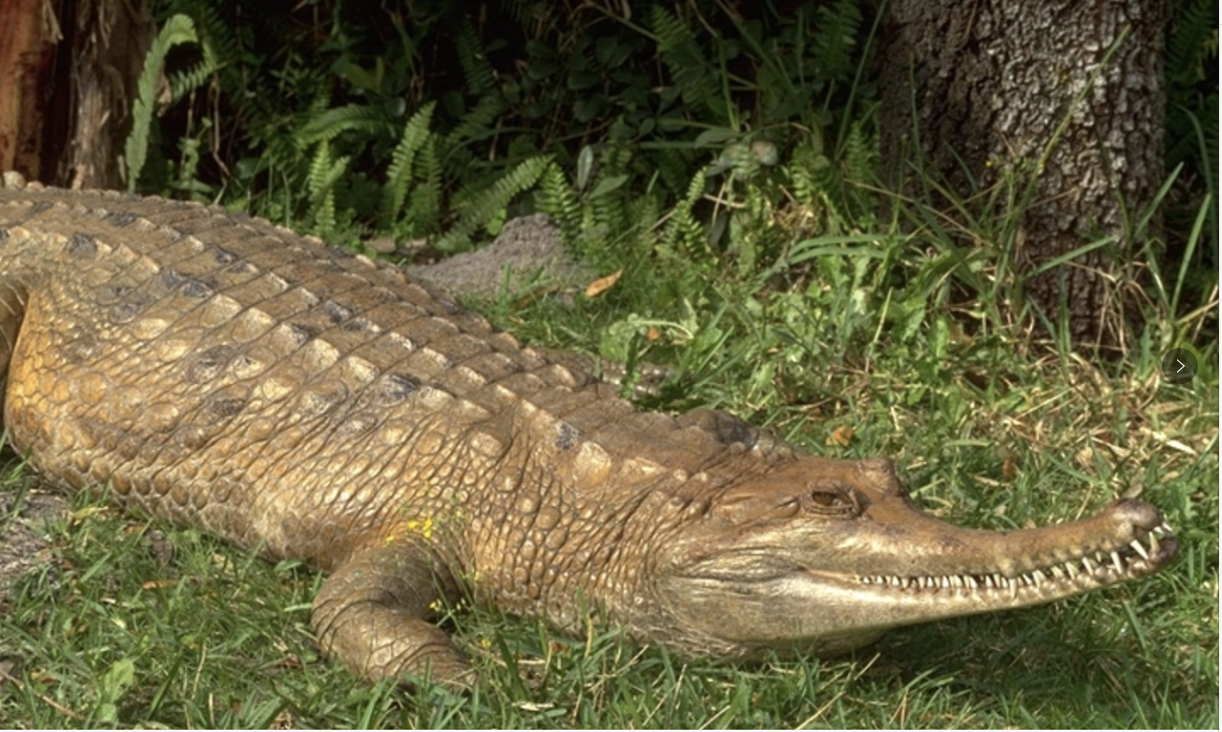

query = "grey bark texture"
[
  {"left": 879, "top": 0, "right": 1165, "bottom": 349},
  {"left": 63, "top": 0, "right": 156, "bottom": 189}
]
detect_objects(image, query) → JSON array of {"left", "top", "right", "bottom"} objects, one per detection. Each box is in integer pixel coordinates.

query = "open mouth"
[{"left": 852, "top": 521, "right": 1176, "bottom": 596}]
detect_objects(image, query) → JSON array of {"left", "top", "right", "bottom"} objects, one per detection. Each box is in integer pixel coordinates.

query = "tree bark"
[
  {"left": 0, "top": 0, "right": 63, "bottom": 178},
  {"left": 0, "top": 0, "right": 153, "bottom": 188},
  {"left": 63, "top": 0, "right": 156, "bottom": 189},
  {"left": 879, "top": 0, "right": 1165, "bottom": 349}
]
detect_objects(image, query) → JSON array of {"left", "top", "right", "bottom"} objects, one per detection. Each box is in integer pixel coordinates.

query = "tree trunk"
[
  {"left": 0, "top": 0, "right": 63, "bottom": 178},
  {"left": 0, "top": 0, "right": 153, "bottom": 188},
  {"left": 878, "top": 0, "right": 1165, "bottom": 349},
  {"left": 63, "top": 0, "right": 156, "bottom": 189}
]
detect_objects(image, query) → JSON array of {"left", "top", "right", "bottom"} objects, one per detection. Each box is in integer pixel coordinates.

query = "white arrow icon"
[{"left": 1177, "top": 360, "right": 1186, "bottom": 373}]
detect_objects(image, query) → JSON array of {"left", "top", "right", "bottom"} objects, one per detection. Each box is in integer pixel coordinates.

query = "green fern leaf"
[
  {"left": 442, "top": 95, "right": 508, "bottom": 176},
  {"left": 843, "top": 123, "right": 873, "bottom": 185},
  {"left": 298, "top": 104, "right": 396, "bottom": 147},
  {"left": 660, "top": 168, "right": 709, "bottom": 261},
  {"left": 1167, "top": 0, "right": 1217, "bottom": 85},
  {"left": 406, "top": 136, "right": 443, "bottom": 235},
  {"left": 437, "top": 155, "right": 551, "bottom": 252},
  {"left": 651, "top": 6, "right": 721, "bottom": 119},
  {"left": 536, "top": 162, "right": 582, "bottom": 243},
  {"left": 381, "top": 102, "right": 437, "bottom": 222},
  {"left": 811, "top": 0, "right": 862, "bottom": 81},
  {"left": 454, "top": 18, "right": 496, "bottom": 97},
  {"left": 167, "top": 52, "right": 216, "bottom": 103},
  {"left": 307, "top": 141, "right": 350, "bottom": 236},
  {"left": 125, "top": 14, "right": 199, "bottom": 191}
]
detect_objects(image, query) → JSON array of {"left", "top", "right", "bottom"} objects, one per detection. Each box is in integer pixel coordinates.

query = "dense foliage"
[{"left": 128, "top": 0, "right": 1215, "bottom": 357}]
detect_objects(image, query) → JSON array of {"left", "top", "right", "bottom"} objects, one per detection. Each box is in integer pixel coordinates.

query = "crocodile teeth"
[
  {"left": 855, "top": 520, "right": 1172, "bottom": 593},
  {"left": 1130, "top": 539, "right": 1150, "bottom": 560}
]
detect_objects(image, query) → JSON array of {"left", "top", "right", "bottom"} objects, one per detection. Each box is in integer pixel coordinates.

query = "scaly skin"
[{"left": 0, "top": 174, "right": 1178, "bottom": 685}]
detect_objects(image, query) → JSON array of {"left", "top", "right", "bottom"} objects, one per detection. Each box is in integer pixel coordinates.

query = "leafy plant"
[
  {"left": 1164, "top": 0, "right": 1218, "bottom": 284},
  {"left": 381, "top": 101, "right": 438, "bottom": 226},
  {"left": 436, "top": 155, "right": 551, "bottom": 251},
  {"left": 125, "top": 14, "right": 203, "bottom": 190}
]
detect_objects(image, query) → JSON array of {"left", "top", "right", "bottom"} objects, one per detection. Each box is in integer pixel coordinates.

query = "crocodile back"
[{"left": 0, "top": 185, "right": 785, "bottom": 573}]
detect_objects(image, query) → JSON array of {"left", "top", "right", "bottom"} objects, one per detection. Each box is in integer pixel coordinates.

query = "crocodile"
[{"left": 0, "top": 173, "right": 1178, "bottom": 685}]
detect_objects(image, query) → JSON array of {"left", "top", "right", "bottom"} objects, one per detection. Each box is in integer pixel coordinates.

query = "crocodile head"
[{"left": 650, "top": 457, "right": 1177, "bottom": 658}]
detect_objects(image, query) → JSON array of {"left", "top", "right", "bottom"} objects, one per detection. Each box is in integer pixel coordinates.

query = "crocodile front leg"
[{"left": 311, "top": 540, "right": 473, "bottom": 686}]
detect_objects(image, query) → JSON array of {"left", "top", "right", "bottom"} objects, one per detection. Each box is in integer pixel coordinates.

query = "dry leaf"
[
  {"left": 996, "top": 446, "right": 1017, "bottom": 482},
  {"left": 827, "top": 425, "right": 854, "bottom": 447},
  {"left": 141, "top": 579, "right": 178, "bottom": 590},
  {"left": 584, "top": 269, "right": 622, "bottom": 297}
]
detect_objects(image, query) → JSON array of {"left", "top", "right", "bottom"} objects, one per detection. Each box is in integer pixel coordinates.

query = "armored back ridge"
[{"left": 0, "top": 174, "right": 1178, "bottom": 685}]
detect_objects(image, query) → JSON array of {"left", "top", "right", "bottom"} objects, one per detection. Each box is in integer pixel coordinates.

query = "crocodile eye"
[
  {"left": 802, "top": 485, "right": 860, "bottom": 517},
  {"left": 809, "top": 491, "right": 840, "bottom": 507}
]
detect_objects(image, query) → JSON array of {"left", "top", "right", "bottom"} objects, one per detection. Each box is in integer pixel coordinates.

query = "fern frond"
[
  {"left": 536, "top": 162, "right": 583, "bottom": 243},
  {"left": 298, "top": 104, "right": 396, "bottom": 147},
  {"left": 167, "top": 60, "right": 214, "bottom": 102},
  {"left": 437, "top": 155, "right": 551, "bottom": 251},
  {"left": 811, "top": 0, "right": 862, "bottom": 80},
  {"left": 659, "top": 168, "right": 709, "bottom": 261},
  {"left": 381, "top": 102, "right": 437, "bottom": 221},
  {"left": 307, "top": 141, "right": 351, "bottom": 236},
  {"left": 629, "top": 194, "right": 663, "bottom": 242},
  {"left": 1167, "top": 0, "right": 1217, "bottom": 85},
  {"left": 126, "top": 14, "right": 199, "bottom": 191},
  {"left": 651, "top": 6, "right": 720, "bottom": 118},
  {"left": 454, "top": 18, "right": 496, "bottom": 97},
  {"left": 447, "top": 94, "right": 507, "bottom": 143},
  {"left": 843, "top": 123, "right": 873, "bottom": 184},
  {"left": 166, "top": 0, "right": 240, "bottom": 76},
  {"left": 406, "top": 136, "right": 443, "bottom": 235},
  {"left": 656, "top": 147, "right": 693, "bottom": 196}
]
